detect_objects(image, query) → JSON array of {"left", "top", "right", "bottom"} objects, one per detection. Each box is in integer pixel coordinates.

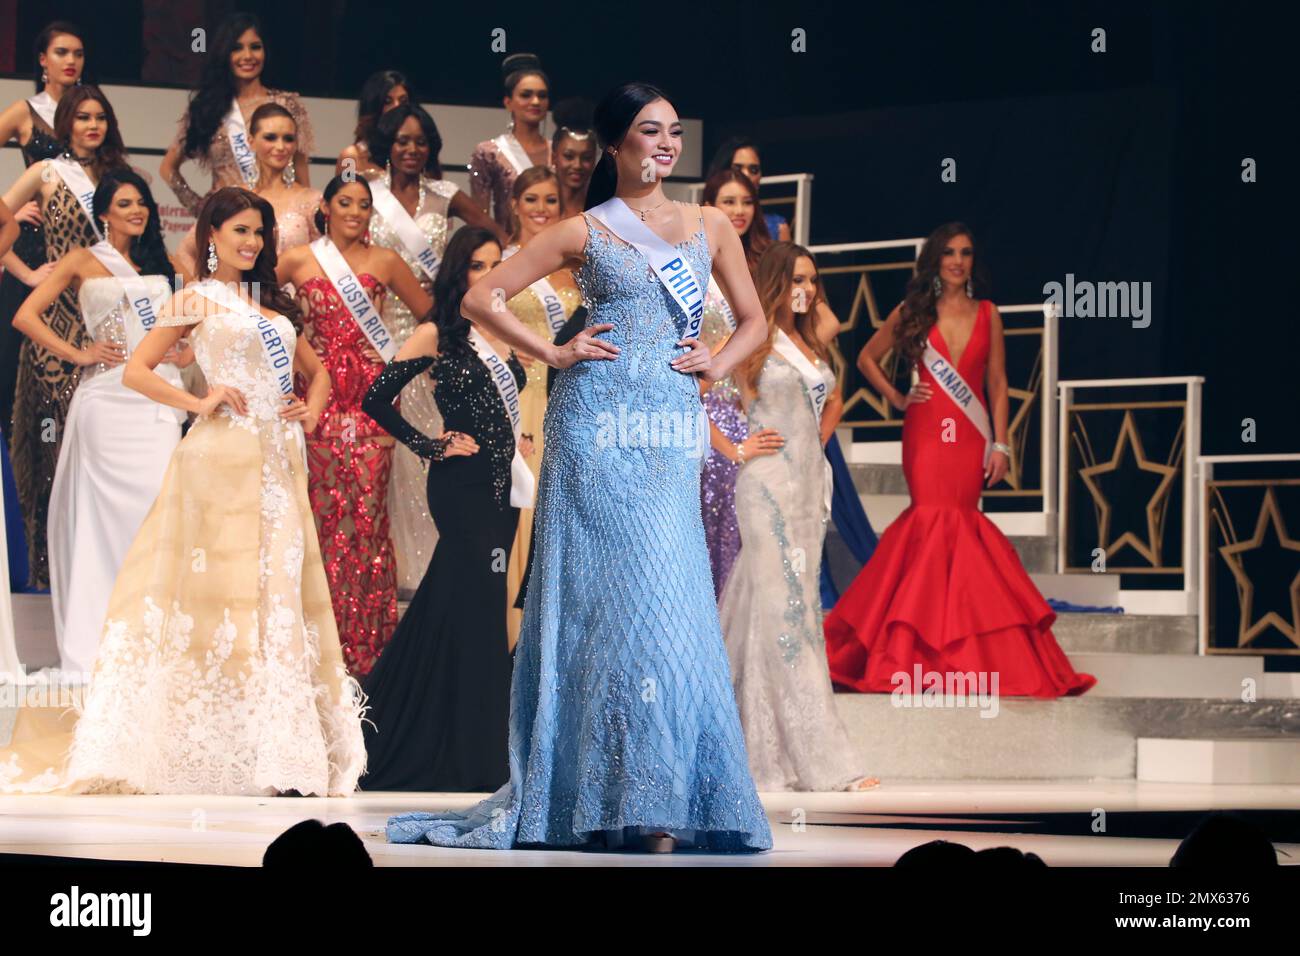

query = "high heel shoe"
[{"left": 642, "top": 831, "right": 676, "bottom": 853}]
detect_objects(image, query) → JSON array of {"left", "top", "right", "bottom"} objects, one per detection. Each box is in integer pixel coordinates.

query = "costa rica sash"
[{"left": 309, "top": 237, "right": 396, "bottom": 361}]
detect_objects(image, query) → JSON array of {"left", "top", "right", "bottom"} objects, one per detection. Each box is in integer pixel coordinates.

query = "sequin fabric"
[
  {"left": 697, "top": 296, "right": 746, "bottom": 599},
  {"left": 386, "top": 207, "right": 772, "bottom": 851},
  {"left": 295, "top": 275, "right": 398, "bottom": 677}
]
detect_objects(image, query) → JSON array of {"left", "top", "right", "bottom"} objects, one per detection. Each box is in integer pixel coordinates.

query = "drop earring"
[
  {"left": 932, "top": 275, "right": 942, "bottom": 299},
  {"left": 966, "top": 278, "right": 974, "bottom": 298},
  {"left": 283, "top": 161, "right": 296, "bottom": 186},
  {"left": 206, "top": 240, "right": 218, "bottom": 275},
  {"left": 41, "top": 69, "right": 48, "bottom": 85},
  {"left": 102, "top": 220, "right": 110, "bottom": 243}
]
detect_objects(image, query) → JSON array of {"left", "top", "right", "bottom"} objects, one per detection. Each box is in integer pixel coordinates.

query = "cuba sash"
[
  {"left": 309, "top": 237, "right": 396, "bottom": 361},
  {"left": 492, "top": 132, "right": 533, "bottom": 176},
  {"left": 368, "top": 176, "right": 441, "bottom": 281},
  {"left": 921, "top": 340, "right": 992, "bottom": 465},
  {"left": 585, "top": 197, "right": 705, "bottom": 339},
  {"left": 222, "top": 99, "right": 258, "bottom": 186},
  {"left": 195, "top": 279, "right": 294, "bottom": 397},
  {"left": 468, "top": 326, "right": 536, "bottom": 508},
  {"left": 48, "top": 157, "right": 101, "bottom": 240},
  {"left": 27, "top": 91, "right": 57, "bottom": 128},
  {"left": 771, "top": 328, "right": 833, "bottom": 513},
  {"left": 706, "top": 275, "right": 735, "bottom": 331}
]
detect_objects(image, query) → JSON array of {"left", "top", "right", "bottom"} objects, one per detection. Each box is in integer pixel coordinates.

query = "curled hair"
[
  {"left": 508, "top": 165, "right": 559, "bottom": 243},
  {"left": 367, "top": 104, "right": 442, "bottom": 178},
  {"left": 182, "top": 12, "right": 268, "bottom": 160},
  {"left": 313, "top": 174, "right": 372, "bottom": 234},
  {"left": 194, "top": 186, "right": 302, "bottom": 331},
  {"left": 353, "top": 69, "right": 413, "bottom": 144},
  {"left": 895, "top": 222, "right": 986, "bottom": 366},
  {"left": 54, "top": 84, "right": 127, "bottom": 174},
  {"left": 33, "top": 20, "right": 86, "bottom": 92},
  {"left": 734, "top": 242, "right": 830, "bottom": 402},
  {"left": 92, "top": 168, "right": 175, "bottom": 282},
  {"left": 584, "top": 81, "right": 671, "bottom": 210},
  {"left": 701, "top": 168, "right": 771, "bottom": 273},
  {"left": 430, "top": 227, "right": 500, "bottom": 355},
  {"left": 501, "top": 52, "right": 547, "bottom": 97}
]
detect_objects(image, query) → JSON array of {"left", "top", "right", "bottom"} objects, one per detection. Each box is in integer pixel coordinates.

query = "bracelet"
[
  {"left": 992, "top": 442, "right": 1011, "bottom": 456},
  {"left": 734, "top": 441, "right": 746, "bottom": 465}
]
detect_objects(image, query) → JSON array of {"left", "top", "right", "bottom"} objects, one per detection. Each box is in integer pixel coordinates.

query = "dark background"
[{"left": 2, "top": 0, "right": 1293, "bottom": 454}]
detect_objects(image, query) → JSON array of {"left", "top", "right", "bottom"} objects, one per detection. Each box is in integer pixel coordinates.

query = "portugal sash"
[
  {"left": 309, "top": 237, "right": 396, "bottom": 361},
  {"left": 468, "top": 326, "right": 536, "bottom": 508}
]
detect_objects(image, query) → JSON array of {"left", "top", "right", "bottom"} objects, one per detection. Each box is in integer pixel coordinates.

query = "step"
[
  {"left": 1060, "top": 652, "right": 1264, "bottom": 700},
  {"left": 834, "top": 692, "right": 1298, "bottom": 780},
  {"left": 1050, "top": 613, "right": 1197, "bottom": 655},
  {"left": 1137, "top": 737, "right": 1300, "bottom": 784},
  {"left": 1031, "top": 572, "right": 1120, "bottom": 606}
]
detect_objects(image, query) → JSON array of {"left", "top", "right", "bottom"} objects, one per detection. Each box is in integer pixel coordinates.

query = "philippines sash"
[
  {"left": 368, "top": 176, "right": 441, "bottom": 281},
  {"left": 585, "top": 197, "right": 705, "bottom": 339},
  {"left": 771, "top": 328, "right": 833, "bottom": 513},
  {"left": 706, "top": 275, "right": 736, "bottom": 331},
  {"left": 309, "top": 237, "right": 396, "bottom": 361},
  {"left": 27, "top": 91, "right": 57, "bottom": 128},
  {"left": 222, "top": 99, "right": 257, "bottom": 186},
  {"left": 195, "top": 279, "right": 294, "bottom": 397},
  {"left": 468, "top": 326, "right": 536, "bottom": 508},
  {"left": 492, "top": 132, "right": 534, "bottom": 176},
  {"left": 922, "top": 340, "right": 992, "bottom": 465},
  {"left": 48, "top": 157, "right": 101, "bottom": 240}
]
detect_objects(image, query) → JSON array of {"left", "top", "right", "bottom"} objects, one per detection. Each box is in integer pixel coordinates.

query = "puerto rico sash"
[
  {"left": 585, "top": 197, "right": 704, "bottom": 339},
  {"left": 27, "top": 91, "right": 57, "bottom": 128},
  {"left": 309, "top": 237, "right": 396, "bottom": 361},
  {"left": 369, "top": 175, "right": 441, "bottom": 281},
  {"left": 922, "top": 340, "right": 992, "bottom": 466},
  {"left": 196, "top": 279, "right": 294, "bottom": 397},
  {"left": 223, "top": 99, "right": 257, "bottom": 186},
  {"left": 468, "top": 326, "right": 536, "bottom": 508},
  {"left": 772, "top": 328, "right": 833, "bottom": 513},
  {"left": 48, "top": 157, "right": 101, "bottom": 240},
  {"left": 492, "top": 132, "right": 534, "bottom": 176}
]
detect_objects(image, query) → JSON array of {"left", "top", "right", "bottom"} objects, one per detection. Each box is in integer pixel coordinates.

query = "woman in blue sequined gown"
[{"left": 387, "top": 83, "right": 772, "bottom": 852}]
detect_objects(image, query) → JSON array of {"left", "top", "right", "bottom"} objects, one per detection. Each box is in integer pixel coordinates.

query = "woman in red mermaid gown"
[
  {"left": 276, "top": 175, "right": 432, "bottom": 675},
  {"left": 824, "top": 222, "right": 1094, "bottom": 698}
]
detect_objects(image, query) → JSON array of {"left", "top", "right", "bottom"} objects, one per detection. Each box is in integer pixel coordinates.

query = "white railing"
[
  {"left": 1196, "top": 453, "right": 1300, "bottom": 655},
  {"left": 685, "top": 172, "right": 814, "bottom": 245},
  {"left": 997, "top": 303, "right": 1060, "bottom": 521}
]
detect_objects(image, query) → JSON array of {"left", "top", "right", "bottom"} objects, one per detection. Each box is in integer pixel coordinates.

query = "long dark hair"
[
  {"left": 194, "top": 186, "right": 301, "bottom": 330},
  {"left": 367, "top": 104, "right": 442, "bottom": 178},
  {"left": 584, "top": 82, "right": 671, "bottom": 211},
  {"left": 92, "top": 168, "right": 175, "bottom": 282},
  {"left": 182, "top": 12, "right": 267, "bottom": 160},
  {"left": 430, "top": 227, "right": 499, "bottom": 355},
  {"left": 706, "top": 135, "right": 762, "bottom": 179},
  {"left": 735, "top": 242, "right": 829, "bottom": 402},
  {"left": 896, "top": 221, "right": 987, "bottom": 366},
  {"left": 702, "top": 168, "right": 771, "bottom": 272},
  {"left": 33, "top": 20, "right": 86, "bottom": 92},
  {"left": 313, "top": 174, "right": 372, "bottom": 234},
  {"left": 353, "top": 69, "right": 412, "bottom": 144},
  {"left": 54, "top": 84, "right": 127, "bottom": 175}
]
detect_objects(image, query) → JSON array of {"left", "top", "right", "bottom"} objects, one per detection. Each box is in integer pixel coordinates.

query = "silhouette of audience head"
[
  {"left": 263, "top": 819, "right": 374, "bottom": 868},
  {"left": 895, "top": 840, "right": 1046, "bottom": 869},
  {"left": 1170, "top": 812, "right": 1278, "bottom": 868}
]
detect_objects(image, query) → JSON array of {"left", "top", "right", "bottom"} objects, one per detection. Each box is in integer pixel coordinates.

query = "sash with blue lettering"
[
  {"left": 196, "top": 279, "right": 295, "bottom": 398},
  {"left": 585, "top": 198, "right": 705, "bottom": 339},
  {"left": 468, "top": 326, "right": 536, "bottom": 508},
  {"left": 921, "top": 340, "right": 992, "bottom": 465},
  {"left": 309, "top": 237, "right": 396, "bottom": 361},
  {"left": 47, "top": 157, "right": 102, "bottom": 240},
  {"left": 771, "top": 327, "right": 833, "bottom": 513},
  {"left": 526, "top": 273, "right": 569, "bottom": 337},
  {"left": 223, "top": 99, "right": 258, "bottom": 186},
  {"left": 368, "top": 175, "right": 441, "bottom": 281}
]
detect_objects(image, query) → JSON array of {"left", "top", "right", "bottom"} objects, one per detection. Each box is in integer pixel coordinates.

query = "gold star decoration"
[
  {"left": 1077, "top": 410, "right": 1179, "bottom": 567},
  {"left": 1218, "top": 487, "right": 1300, "bottom": 648}
]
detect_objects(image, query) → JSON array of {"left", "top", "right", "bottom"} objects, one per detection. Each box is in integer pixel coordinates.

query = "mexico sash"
[
  {"left": 27, "top": 91, "right": 57, "bottom": 127},
  {"left": 223, "top": 99, "right": 257, "bottom": 186},
  {"left": 771, "top": 328, "right": 833, "bottom": 513},
  {"left": 48, "top": 157, "right": 101, "bottom": 239},
  {"left": 369, "top": 176, "right": 441, "bottom": 281},
  {"left": 196, "top": 279, "right": 294, "bottom": 397},
  {"left": 309, "top": 237, "right": 396, "bottom": 361},
  {"left": 922, "top": 340, "right": 992, "bottom": 465},
  {"left": 468, "top": 326, "right": 536, "bottom": 508},
  {"left": 585, "top": 197, "right": 704, "bottom": 339},
  {"left": 492, "top": 132, "right": 534, "bottom": 176}
]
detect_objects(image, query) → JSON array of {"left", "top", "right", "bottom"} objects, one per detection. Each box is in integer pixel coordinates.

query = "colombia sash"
[
  {"left": 921, "top": 340, "right": 992, "bottom": 466},
  {"left": 585, "top": 197, "right": 704, "bottom": 339},
  {"left": 47, "top": 157, "right": 101, "bottom": 240},
  {"left": 27, "top": 91, "right": 57, "bottom": 128},
  {"left": 196, "top": 279, "right": 294, "bottom": 397},
  {"left": 771, "top": 328, "right": 833, "bottom": 513},
  {"left": 468, "top": 326, "right": 536, "bottom": 508},
  {"left": 222, "top": 99, "right": 257, "bottom": 186},
  {"left": 492, "top": 132, "right": 533, "bottom": 176},
  {"left": 526, "top": 273, "right": 569, "bottom": 337},
  {"left": 309, "top": 237, "right": 396, "bottom": 361},
  {"left": 706, "top": 275, "right": 735, "bottom": 331},
  {"left": 368, "top": 176, "right": 441, "bottom": 281}
]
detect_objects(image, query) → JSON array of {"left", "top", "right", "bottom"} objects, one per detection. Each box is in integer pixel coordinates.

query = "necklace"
[{"left": 624, "top": 196, "right": 669, "bottom": 222}]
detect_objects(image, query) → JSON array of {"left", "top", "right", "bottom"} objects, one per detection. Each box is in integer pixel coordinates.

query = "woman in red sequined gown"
[
  {"left": 277, "top": 175, "right": 432, "bottom": 675},
  {"left": 824, "top": 223, "right": 1094, "bottom": 698}
]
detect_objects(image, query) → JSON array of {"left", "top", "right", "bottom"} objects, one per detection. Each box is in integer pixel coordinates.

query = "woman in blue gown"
[{"left": 386, "top": 83, "right": 772, "bottom": 853}]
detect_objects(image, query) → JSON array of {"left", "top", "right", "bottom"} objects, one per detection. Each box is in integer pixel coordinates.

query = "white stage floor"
[{"left": 2, "top": 780, "right": 1297, "bottom": 867}]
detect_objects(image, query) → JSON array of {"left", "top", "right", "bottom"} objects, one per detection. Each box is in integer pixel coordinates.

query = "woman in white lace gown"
[
  {"left": 10, "top": 169, "right": 190, "bottom": 676},
  {"left": 0, "top": 187, "right": 366, "bottom": 795},
  {"left": 720, "top": 242, "right": 878, "bottom": 792}
]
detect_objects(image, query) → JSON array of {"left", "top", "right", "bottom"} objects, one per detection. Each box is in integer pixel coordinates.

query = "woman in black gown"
[{"left": 359, "top": 227, "right": 524, "bottom": 791}]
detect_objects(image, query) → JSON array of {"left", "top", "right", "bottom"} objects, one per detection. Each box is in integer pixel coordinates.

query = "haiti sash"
[
  {"left": 309, "top": 237, "right": 396, "bottom": 361},
  {"left": 368, "top": 176, "right": 441, "bottom": 281},
  {"left": 468, "top": 326, "right": 536, "bottom": 508}
]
